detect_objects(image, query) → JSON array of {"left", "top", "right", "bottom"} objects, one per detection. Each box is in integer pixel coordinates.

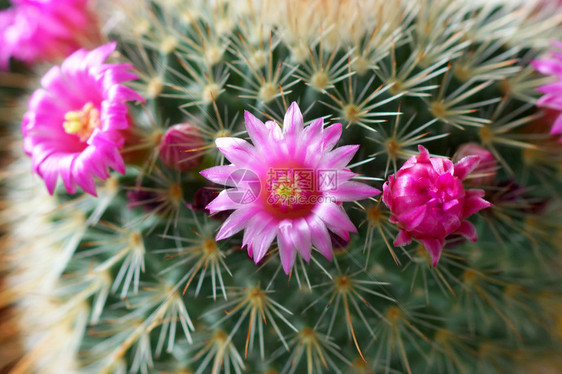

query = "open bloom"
[
  {"left": 201, "top": 102, "right": 380, "bottom": 273},
  {"left": 0, "top": 0, "right": 100, "bottom": 69},
  {"left": 531, "top": 42, "right": 562, "bottom": 141},
  {"left": 382, "top": 145, "right": 492, "bottom": 266},
  {"left": 22, "top": 42, "right": 143, "bottom": 195}
]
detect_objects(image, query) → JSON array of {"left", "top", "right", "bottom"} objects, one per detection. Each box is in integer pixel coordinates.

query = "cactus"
[{"left": 2, "top": 0, "right": 562, "bottom": 373}]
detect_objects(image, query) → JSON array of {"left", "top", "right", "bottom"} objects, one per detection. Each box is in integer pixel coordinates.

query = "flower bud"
[
  {"left": 453, "top": 143, "right": 497, "bottom": 186},
  {"left": 187, "top": 187, "right": 230, "bottom": 220},
  {"left": 126, "top": 189, "right": 161, "bottom": 213},
  {"left": 382, "top": 145, "right": 492, "bottom": 265},
  {"left": 159, "top": 124, "right": 204, "bottom": 172},
  {"left": 330, "top": 231, "right": 350, "bottom": 251},
  {"left": 485, "top": 179, "right": 548, "bottom": 215}
]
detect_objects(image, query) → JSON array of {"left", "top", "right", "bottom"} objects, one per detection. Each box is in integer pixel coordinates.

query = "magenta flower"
[
  {"left": 0, "top": 0, "right": 100, "bottom": 69},
  {"left": 531, "top": 42, "right": 562, "bottom": 141},
  {"left": 382, "top": 145, "right": 492, "bottom": 266},
  {"left": 200, "top": 102, "right": 380, "bottom": 273},
  {"left": 22, "top": 42, "right": 144, "bottom": 196}
]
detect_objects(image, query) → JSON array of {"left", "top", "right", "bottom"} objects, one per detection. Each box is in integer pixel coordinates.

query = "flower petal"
[
  {"left": 306, "top": 215, "right": 333, "bottom": 260},
  {"left": 419, "top": 237, "right": 445, "bottom": 266},
  {"left": 200, "top": 165, "right": 238, "bottom": 186},
  {"left": 264, "top": 120, "right": 283, "bottom": 140},
  {"left": 321, "top": 123, "right": 342, "bottom": 151},
  {"left": 463, "top": 189, "right": 492, "bottom": 218},
  {"left": 216, "top": 207, "right": 254, "bottom": 240},
  {"left": 107, "top": 84, "right": 144, "bottom": 103},
  {"left": 72, "top": 155, "right": 98, "bottom": 196},
  {"left": 245, "top": 110, "right": 269, "bottom": 146},
  {"left": 398, "top": 204, "right": 427, "bottom": 231},
  {"left": 454, "top": 221, "right": 477, "bottom": 242},
  {"left": 283, "top": 101, "right": 304, "bottom": 137},
  {"left": 453, "top": 155, "right": 480, "bottom": 180},
  {"left": 292, "top": 218, "right": 312, "bottom": 262},
  {"left": 215, "top": 137, "right": 257, "bottom": 166},
  {"left": 278, "top": 223, "right": 297, "bottom": 274},
  {"left": 84, "top": 42, "right": 116, "bottom": 69},
  {"left": 551, "top": 113, "right": 562, "bottom": 136},
  {"left": 250, "top": 224, "right": 277, "bottom": 264},
  {"left": 393, "top": 230, "right": 412, "bottom": 247},
  {"left": 327, "top": 181, "right": 380, "bottom": 201},
  {"left": 302, "top": 117, "right": 323, "bottom": 145},
  {"left": 532, "top": 58, "right": 562, "bottom": 77},
  {"left": 416, "top": 145, "right": 431, "bottom": 162},
  {"left": 315, "top": 202, "right": 357, "bottom": 235},
  {"left": 321, "top": 145, "right": 359, "bottom": 169},
  {"left": 206, "top": 190, "right": 241, "bottom": 213}
]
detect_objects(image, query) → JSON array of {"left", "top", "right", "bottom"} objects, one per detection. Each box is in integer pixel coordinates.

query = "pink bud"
[
  {"left": 126, "top": 189, "right": 161, "bottom": 213},
  {"left": 186, "top": 187, "right": 231, "bottom": 220},
  {"left": 453, "top": 143, "right": 497, "bottom": 186},
  {"left": 382, "top": 145, "right": 492, "bottom": 266},
  {"left": 159, "top": 124, "right": 205, "bottom": 172}
]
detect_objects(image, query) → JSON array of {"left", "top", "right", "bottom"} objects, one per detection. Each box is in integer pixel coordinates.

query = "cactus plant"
[{"left": 2, "top": 0, "right": 562, "bottom": 373}]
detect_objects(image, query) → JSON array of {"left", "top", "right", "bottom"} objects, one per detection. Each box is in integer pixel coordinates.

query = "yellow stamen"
[
  {"left": 63, "top": 102, "right": 101, "bottom": 142},
  {"left": 273, "top": 175, "right": 302, "bottom": 201}
]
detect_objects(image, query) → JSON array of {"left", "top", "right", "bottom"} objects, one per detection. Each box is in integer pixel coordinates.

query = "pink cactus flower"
[
  {"left": 22, "top": 42, "right": 144, "bottom": 196},
  {"left": 0, "top": 0, "right": 100, "bottom": 69},
  {"left": 453, "top": 143, "right": 497, "bottom": 186},
  {"left": 200, "top": 102, "right": 380, "bottom": 273},
  {"left": 382, "top": 145, "right": 492, "bottom": 266},
  {"left": 159, "top": 123, "right": 205, "bottom": 172},
  {"left": 531, "top": 42, "right": 562, "bottom": 142}
]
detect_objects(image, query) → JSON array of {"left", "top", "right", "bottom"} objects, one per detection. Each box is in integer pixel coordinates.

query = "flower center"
[
  {"left": 63, "top": 102, "right": 101, "bottom": 142},
  {"left": 273, "top": 175, "right": 302, "bottom": 199},
  {"left": 264, "top": 167, "right": 321, "bottom": 219},
  {"left": 428, "top": 185, "right": 450, "bottom": 205},
  {"left": 424, "top": 173, "right": 463, "bottom": 211}
]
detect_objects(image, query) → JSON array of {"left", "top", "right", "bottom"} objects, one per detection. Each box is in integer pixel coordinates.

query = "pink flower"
[
  {"left": 531, "top": 42, "right": 562, "bottom": 141},
  {"left": 453, "top": 143, "right": 497, "bottom": 186},
  {"left": 382, "top": 145, "right": 492, "bottom": 266},
  {"left": 200, "top": 102, "right": 380, "bottom": 274},
  {"left": 0, "top": 0, "right": 100, "bottom": 69},
  {"left": 22, "top": 42, "right": 144, "bottom": 196},
  {"left": 159, "top": 124, "right": 205, "bottom": 172}
]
